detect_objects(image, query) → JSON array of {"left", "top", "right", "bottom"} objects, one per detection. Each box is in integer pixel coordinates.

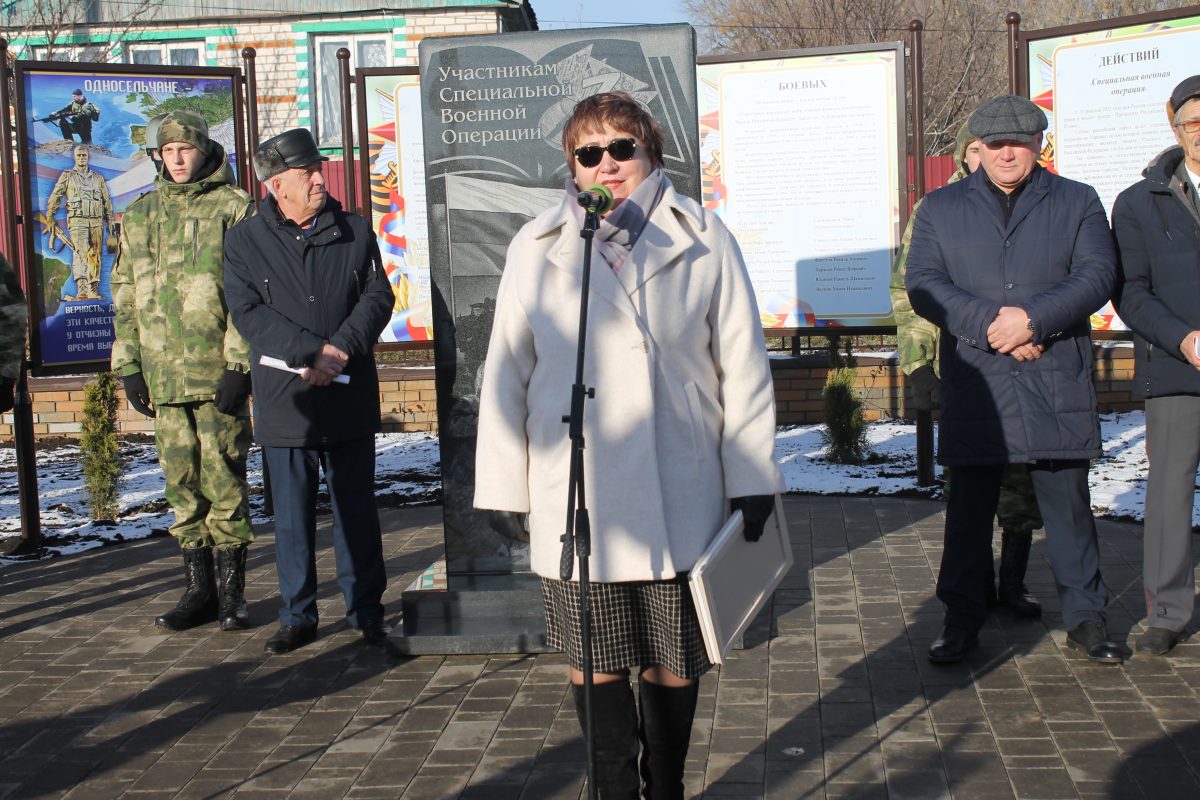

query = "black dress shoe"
[
  {"left": 928, "top": 626, "right": 978, "bottom": 663},
  {"left": 1135, "top": 627, "right": 1183, "bottom": 656},
  {"left": 264, "top": 624, "right": 317, "bottom": 654},
  {"left": 359, "top": 618, "right": 392, "bottom": 646},
  {"left": 1066, "top": 620, "right": 1123, "bottom": 664}
]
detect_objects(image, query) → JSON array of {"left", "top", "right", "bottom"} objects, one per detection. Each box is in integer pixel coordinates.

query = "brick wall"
[
  {"left": 0, "top": 345, "right": 1142, "bottom": 440},
  {"left": 0, "top": 366, "right": 436, "bottom": 439},
  {"left": 771, "top": 342, "right": 1141, "bottom": 425}
]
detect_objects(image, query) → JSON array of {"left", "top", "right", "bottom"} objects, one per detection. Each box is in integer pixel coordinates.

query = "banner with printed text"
[
  {"left": 1025, "top": 13, "right": 1200, "bottom": 331},
  {"left": 360, "top": 70, "right": 433, "bottom": 343},
  {"left": 14, "top": 64, "right": 242, "bottom": 373},
  {"left": 697, "top": 46, "right": 905, "bottom": 330}
]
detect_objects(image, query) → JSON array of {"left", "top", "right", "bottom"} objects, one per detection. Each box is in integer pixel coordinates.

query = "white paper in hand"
[{"left": 259, "top": 355, "right": 350, "bottom": 384}]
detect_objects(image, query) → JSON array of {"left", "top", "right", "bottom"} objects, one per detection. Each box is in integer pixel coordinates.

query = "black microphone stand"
[{"left": 559, "top": 190, "right": 603, "bottom": 800}]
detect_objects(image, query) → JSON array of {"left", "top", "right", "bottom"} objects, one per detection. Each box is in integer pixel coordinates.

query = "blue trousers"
[
  {"left": 264, "top": 436, "right": 386, "bottom": 628},
  {"left": 939, "top": 460, "right": 1107, "bottom": 632}
]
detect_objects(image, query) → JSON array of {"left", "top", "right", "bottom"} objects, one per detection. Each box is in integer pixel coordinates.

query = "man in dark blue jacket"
[
  {"left": 224, "top": 128, "right": 394, "bottom": 654},
  {"left": 906, "top": 95, "right": 1121, "bottom": 664},
  {"left": 1113, "top": 75, "right": 1200, "bottom": 657}
]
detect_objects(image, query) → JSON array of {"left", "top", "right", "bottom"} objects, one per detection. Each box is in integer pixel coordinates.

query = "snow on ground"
[{"left": 0, "top": 413, "right": 1173, "bottom": 565}]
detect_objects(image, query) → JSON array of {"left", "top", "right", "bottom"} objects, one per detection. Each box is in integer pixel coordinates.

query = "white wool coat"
[{"left": 474, "top": 179, "right": 782, "bottom": 582}]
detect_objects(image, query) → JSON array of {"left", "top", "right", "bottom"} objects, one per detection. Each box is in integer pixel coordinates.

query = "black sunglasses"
[{"left": 573, "top": 138, "right": 638, "bottom": 168}]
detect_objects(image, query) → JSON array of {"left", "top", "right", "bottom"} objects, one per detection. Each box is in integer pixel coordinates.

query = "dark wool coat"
[
  {"left": 1113, "top": 146, "right": 1200, "bottom": 399},
  {"left": 905, "top": 166, "right": 1116, "bottom": 465},
  {"left": 223, "top": 196, "right": 393, "bottom": 448}
]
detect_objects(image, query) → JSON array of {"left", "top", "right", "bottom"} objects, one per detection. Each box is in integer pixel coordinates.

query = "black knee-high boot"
[
  {"left": 638, "top": 679, "right": 699, "bottom": 800},
  {"left": 573, "top": 681, "right": 640, "bottom": 799}
]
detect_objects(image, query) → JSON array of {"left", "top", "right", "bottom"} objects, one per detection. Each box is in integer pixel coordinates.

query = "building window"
[
  {"left": 313, "top": 32, "right": 391, "bottom": 147},
  {"left": 31, "top": 43, "right": 109, "bottom": 62},
  {"left": 127, "top": 42, "right": 203, "bottom": 67}
]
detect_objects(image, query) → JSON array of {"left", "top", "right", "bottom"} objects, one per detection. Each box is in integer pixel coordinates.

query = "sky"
[{"left": 531, "top": 0, "right": 691, "bottom": 29}]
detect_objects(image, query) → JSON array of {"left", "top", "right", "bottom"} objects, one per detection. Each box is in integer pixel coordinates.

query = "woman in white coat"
[{"left": 475, "top": 92, "right": 781, "bottom": 799}]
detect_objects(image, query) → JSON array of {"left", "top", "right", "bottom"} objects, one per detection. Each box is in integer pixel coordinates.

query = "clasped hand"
[
  {"left": 986, "top": 306, "right": 1033, "bottom": 353},
  {"left": 300, "top": 343, "right": 349, "bottom": 386}
]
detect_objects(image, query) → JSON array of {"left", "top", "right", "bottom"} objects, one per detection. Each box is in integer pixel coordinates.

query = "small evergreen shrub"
[
  {"left": 821, "top": 338, "right": 870, "bottom": 464},
  {"left": 81, "top": 371, "right": 123, "bottom": 521}
]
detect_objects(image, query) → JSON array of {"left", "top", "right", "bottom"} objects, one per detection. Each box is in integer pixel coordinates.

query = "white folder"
[{"left": 688, "top": 495, "right": 793, "bottom": 664}]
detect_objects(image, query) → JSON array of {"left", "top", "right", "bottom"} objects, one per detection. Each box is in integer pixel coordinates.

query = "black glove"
[
  {"left": 487, "top": 510, "right": 529, "bottom": 543},
  {"left": 121, "top": 372, "right": 155, "bottom": 418},
  {"left": 0, "top": 377, "right": 13, "bottom": 414},
  {"left": 213, "top": 369, "right": 252, "bottom": 415},
  {"left": 731, "top": 495, "right": 774, "bottom": 543},
  {"left": 907, "top": 364, "right": 941, "bottom": 411}
]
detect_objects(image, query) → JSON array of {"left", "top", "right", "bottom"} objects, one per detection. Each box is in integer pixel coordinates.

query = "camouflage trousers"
[
  {"left": 155, "top": 401, "right": 254, "bottom": 549},
  {"left": 944, "top": 463, "right": 1043, "bottom": 533}
]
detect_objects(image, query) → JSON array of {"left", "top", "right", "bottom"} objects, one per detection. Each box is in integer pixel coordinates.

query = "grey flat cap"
[{"left": 968, "top": 95, "right": 1047, "bottom": 144}]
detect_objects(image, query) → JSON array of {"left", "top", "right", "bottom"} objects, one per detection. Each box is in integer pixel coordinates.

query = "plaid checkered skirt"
[{"left": 540, "top": 576, "right": 713, "bottom": 679}]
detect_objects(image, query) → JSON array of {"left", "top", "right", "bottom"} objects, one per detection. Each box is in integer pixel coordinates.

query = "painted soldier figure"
[
  {"left": 52, "top": 88, "right": 100, "bottom": 145},
  {"left": 0, "top": 253, "right": 27, "bottom": 414},
  {"left": 45, "top": 145, "right": 114, "bottom": 301},
  {"left": 111, "top": 110, "right": 256, "bottom": 632}
]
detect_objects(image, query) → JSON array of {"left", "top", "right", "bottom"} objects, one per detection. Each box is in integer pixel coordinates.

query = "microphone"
[{"left": 576, "top": 184, "right": 613, "bottom": 215}]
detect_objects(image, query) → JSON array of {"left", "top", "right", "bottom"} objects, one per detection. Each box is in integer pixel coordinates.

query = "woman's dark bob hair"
[{"left": 561, "top": 91, "right": 665, "bottom": 175}]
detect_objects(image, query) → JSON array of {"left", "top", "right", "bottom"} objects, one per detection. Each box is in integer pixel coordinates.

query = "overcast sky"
[{"left": 530, "top": 0, "right": 691, "bottom": 29}]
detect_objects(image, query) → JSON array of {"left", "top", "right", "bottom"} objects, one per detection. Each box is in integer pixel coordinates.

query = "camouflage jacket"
[
  {"left": 890, "top": 145, "right": 971, "bottom": 377},
  {"left": 111, "top": 154, "right": 252, "bottom": 403},
  {"left": 0, "top": 253, "right": 27, "bottom": 382},
  {"left": 55, "top": 99, "right": 100, "bottom": 121}
]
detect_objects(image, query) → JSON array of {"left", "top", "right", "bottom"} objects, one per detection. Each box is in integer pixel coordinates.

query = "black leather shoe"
[
  {"left": 1066, "top": 620, "right": 1123, "bottom": 664},
  {"left": 1135, "top": 627, "right": 1183, "bottom": 656},
  {"left": 928, "top": 626, "right": 978, "bottom": 663},
  {"left": 359, "top": 618, "right": 392, "bottom": 646},
  {"left": 264, "top": 624, "right": 317, "bottom": 654}
]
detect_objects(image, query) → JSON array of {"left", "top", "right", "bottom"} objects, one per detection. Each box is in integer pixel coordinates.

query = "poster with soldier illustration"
[{"left": 13, "top": 63, "right": 244, "bottom": 374}]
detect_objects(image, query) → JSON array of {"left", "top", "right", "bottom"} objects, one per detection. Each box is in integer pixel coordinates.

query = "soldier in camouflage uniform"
[
  {"left": 51, "top": 89, "right": 100, "bottom": 145},
  {"left": 45, "top": 145, "right": 115, "bottom": 301},
  {"left": 890, "top": 123, "right": 1044, "bottom": 618},
  {"left": 111, "top": 110, "right": 256, "bottom": 632},
  {"left": 0, "top": 253, "right": 27, "bottom": 414}
]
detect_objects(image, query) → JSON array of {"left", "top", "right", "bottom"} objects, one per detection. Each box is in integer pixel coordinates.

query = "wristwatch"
[{"left": 1026, "top": 318, "right": 1036, "bottom": 333}]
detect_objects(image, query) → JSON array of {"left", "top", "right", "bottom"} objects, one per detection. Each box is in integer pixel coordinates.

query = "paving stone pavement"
[{"left": 2, "top": 496, "right": 1200, "bottom": 799}]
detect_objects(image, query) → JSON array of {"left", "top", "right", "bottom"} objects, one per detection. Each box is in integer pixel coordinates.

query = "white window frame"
[
  {"left": 126, "top": 41, "right": 204, "bottom": 68},
  {"left": 312, "top": 31, "right": 393, "bottom": 147},
  {"left": 31, "top": 43, "right": 109, "bottom": 62}
]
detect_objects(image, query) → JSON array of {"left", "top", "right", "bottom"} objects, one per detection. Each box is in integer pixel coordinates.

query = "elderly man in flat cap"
[
  {"left": 905, "top": 95, "right": 1121, "bottom": 664},
  {"left": 223, "top": 128, "right": 393, "bottom": 654},
  {"left": 1112, "top": 75, "right": 1200, "bottom": 657}
]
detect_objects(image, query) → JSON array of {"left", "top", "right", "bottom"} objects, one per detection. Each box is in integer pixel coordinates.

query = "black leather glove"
[
  {"left": 0, "top": 377, "right": 13, "bottom": 414},
  {"left": 121, "top": 372, "right": 155, "bottom": 418},
  {"left": 907, "top": 364, "right": 941, "bottom": 411},
  {"left": 487, "top": 510, "right": 529, "bottom": 543},
  {"left": 731, "top": 495, "right": 774, "bottom": 542},
  {"left": 213, "top": 369, "right": 252, "bottom": 415}
]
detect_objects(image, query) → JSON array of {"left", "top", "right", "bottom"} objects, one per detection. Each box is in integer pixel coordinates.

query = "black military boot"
[
  {"left": 155, "top": 546, "right": 218, "bottom": 631},
  {"left": 998, "top": 528, "right": 1041, "bottom": 618},
  {"left": 217, "top": 544, "right": 250, "bottom": 631},
  {"left": 573, "top": 681, "right": 641, "bottom": 799},
  {"left": 638, "top": 678, "right": 699, "bottom": 800}
]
